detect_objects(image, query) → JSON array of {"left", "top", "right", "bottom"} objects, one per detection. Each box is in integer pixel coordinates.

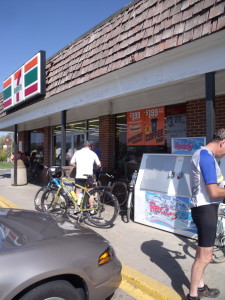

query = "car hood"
[{"left": 0, "top": 208, "right": 99, "bottom": 253}]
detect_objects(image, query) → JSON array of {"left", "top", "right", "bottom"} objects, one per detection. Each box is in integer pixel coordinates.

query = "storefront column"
[
  {"left": 205, "top": 72, "right": 215, "bottom": 142},
  {"left": 99, "top": 115, "right": 115, "bottom": 171},
  {"left": 61, "top": 110, "right": 67, "bottom": 166},
  {"left": 13, "top": 124, "right": 18, "bottom": 186},
  {"left": 43, "top": 127, "right": 51, "bottom": 167},
  {"left": 18, "top": 131, "right": 29, "bottom": 154}
]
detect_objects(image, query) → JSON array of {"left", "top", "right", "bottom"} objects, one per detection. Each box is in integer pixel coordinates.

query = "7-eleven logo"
[{"left": 13, "top": 68, "right": 24, "bottom": 103}]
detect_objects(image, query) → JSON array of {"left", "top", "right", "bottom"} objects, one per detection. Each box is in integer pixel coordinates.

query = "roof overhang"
[{"left": 1, "top": 30, "right": 225, "bottom": 132}]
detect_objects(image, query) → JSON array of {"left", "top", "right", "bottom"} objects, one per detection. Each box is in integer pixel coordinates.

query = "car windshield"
[{"left": 0, "top": 209, "right": 81, "bottom": 252}]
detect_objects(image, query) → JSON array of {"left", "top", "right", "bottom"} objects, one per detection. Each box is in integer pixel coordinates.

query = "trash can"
[{"left": 11, "top": 159, "right": 27, "bottom": 185}]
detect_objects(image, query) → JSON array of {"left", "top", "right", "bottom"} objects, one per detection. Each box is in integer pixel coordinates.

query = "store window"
[
  {"left": 29, "top": 130, "right": 44, "bottom": 163},
  {"left": 88, "top": 118, "right": 100, "bottom": 146},
  {"left": 115, "top": 105, "right": 187, "bottom": 178},
  {"left": 115, "top": 113, "right": 167, "bottom": 179},
  {"left": 53, "top": 118, "right": 99, "bottom": 165}
]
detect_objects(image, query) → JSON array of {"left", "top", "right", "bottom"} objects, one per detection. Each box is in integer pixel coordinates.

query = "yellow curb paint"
[
  {"left": 120, "top": 279, "right": 155, "bottom": 299},
  {"left": 0, "top": 196, "right": 19, "bottom": 208},
  {"left": 121, "top": 265, "right": 181, "bottom": 300}
]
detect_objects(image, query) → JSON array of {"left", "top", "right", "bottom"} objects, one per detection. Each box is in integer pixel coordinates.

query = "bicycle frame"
[
  {"left": 126, "top": 171, "right": 138, "bottom": 223},
  {"left": 51, "top": 177, "right": 96, "bottom": 213},
  {"left": 41, "top": 172, "right": 120, "bottom": 227}
]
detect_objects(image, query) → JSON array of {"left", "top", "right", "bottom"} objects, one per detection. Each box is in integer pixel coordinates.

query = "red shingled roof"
[
  {"left": 1, "top": 0, "right": 225, "bottom": 118},
  {"left": 45, "top": 0, "right": 225, "bottom": 98}
]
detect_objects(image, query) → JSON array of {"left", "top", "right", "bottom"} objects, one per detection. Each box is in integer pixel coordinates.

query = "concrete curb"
[{"left": 121, "top": 265, "right": 181, "bottom": 300}]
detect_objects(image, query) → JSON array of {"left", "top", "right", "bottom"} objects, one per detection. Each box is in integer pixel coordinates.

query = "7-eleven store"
[{"left": 0, "top": 0, "right": 225, "bottom": 185}]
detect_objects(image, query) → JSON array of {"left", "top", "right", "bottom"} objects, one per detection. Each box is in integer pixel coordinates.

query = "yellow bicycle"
[{"left": 40, "top": 173, "right": 120, "bottom": 227}]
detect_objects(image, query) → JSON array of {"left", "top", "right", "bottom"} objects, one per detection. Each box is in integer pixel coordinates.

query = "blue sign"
[{"left": 172, "top": 137, "right": 206, "bottom": 154}]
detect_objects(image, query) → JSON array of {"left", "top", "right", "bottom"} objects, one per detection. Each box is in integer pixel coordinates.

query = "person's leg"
[
  {"left": 187, "top": 204, "right": 219, "bottom": 299},
  {"left": 189, "top": 246, "right": 213, "bottom": 297},
  {"left": 76, "top": 187, "right": 82, "bottom": 198},
  {"left": 75, "top": 179, "right": 86, "bottom": 199}
]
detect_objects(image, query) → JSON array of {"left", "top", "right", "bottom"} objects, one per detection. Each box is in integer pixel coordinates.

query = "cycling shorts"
[
  {"left": 191, "top": 204, "right": 219, "bottom": 247},
  {"left": 75, "top": 178, "right": 87, "bottom": 187}
]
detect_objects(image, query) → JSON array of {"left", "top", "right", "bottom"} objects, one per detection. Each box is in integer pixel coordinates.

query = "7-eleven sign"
[
  {"left": 13, "top": 68, "right": 24, "bottom": 104},
  {"left": 3, "top": 51, "right": 46, "bottom": 111}
]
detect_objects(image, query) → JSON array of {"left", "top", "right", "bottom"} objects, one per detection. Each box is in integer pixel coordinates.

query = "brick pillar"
[
  {"left": 43, "top": 127, "right": 51, "bottom": 167},
  {"left": 99, "top": 115, "right": 115, "bottom": 171},
  {"left": 186, "top": 94, "right": 225, "bottom": 138},
  {"left": 215, "top": 94, "right": 225, "bottom": 129},
  {"left": 186, "top": 98, "right": 206, "bottom": 137},
  {"left": 18, "top": 131, "right": 29, "bottom": 153}
]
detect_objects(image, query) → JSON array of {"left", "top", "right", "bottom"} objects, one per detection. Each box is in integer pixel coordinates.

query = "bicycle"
[
  {"left": 41, "top": 172, "right": 120, "bottom": 228},
  {"left": 34, "top": 166, "right": 64, "bottom": 211},
  {"left": 98, "top": 170, "right": 129, "bottom": 207},
  {"left": 212, "top": 203, "right": 225, "bottom": 263},
  {"left": 126, "top": 170, "right": 138, "bottom": 223},
  {"left": 27, "top": 160, "right": 43, "bottom": 183}
]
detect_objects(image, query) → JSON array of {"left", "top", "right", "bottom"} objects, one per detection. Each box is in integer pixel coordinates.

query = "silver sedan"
[{"left": 0, "top": 208, "right": 122, "bottom": 300}]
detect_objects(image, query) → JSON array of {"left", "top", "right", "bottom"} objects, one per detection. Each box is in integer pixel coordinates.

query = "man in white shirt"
[{"left": 70, "top": 141, "right": 101, "bottom": 208}]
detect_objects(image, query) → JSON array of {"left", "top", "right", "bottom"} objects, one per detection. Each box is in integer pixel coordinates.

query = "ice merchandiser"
[{"left": 134, "top": 154, "right": 197, "bottom": 238}]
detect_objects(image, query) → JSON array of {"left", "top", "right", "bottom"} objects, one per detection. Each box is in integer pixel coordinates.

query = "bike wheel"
[
  {"left": 41, "top": 188, "right": 68, "bottom": 217},
  {"left": 126, "top": 191, "right": 134, "bottom": 223},
  {"left": 212, "top": 246, "right": 225, "bottom": 263},
  {"left": 111, "top": 181, "right": 128, "bottom": 207},
  {"left": 83, "top": 189, "right": 119, "bottom": 227},
  {"left": 34, "top": 186, "right": 47, "bottom": 211}
]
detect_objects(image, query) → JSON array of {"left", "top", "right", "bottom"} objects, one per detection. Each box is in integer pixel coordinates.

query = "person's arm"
[
  {"left": 96, "top": 162, "right": 101, "bottom": 169},
  {"left": 206, "top": 184, "right": 225, "bottom": 198},
  {"left": 70, "top": 153, "right": 76, "bottom": 167},
  {"left": 200, "top": 149, "right": 225, "bottom": 198},
  {"left": 94, "top": 154, "right": 101, "bottom": 169}
]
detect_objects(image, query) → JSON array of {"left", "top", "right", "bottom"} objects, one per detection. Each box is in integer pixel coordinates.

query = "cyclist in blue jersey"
[{"left": 187, "top": 128, "right": 225, "bottom": 300}]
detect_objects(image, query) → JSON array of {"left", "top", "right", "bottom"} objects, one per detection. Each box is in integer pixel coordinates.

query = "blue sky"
[
  {"left": 0, "top": 0, "right": 132, "bottom": 91},
  {"left": 0, "top": 0, "right": 132, "bottom": 136}
]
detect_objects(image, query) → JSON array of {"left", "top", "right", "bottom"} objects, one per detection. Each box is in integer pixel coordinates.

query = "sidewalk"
[{"left": 0, "top": 169, "right": 224, "bottom": 300}]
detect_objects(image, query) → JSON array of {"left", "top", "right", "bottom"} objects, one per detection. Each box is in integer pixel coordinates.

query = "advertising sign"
[
  {"left": 127, "top": 106, "right": 165, "bottom": 146},
  {"left": 166, "top": 114, "right": 186, "bottom": 147},
  {"left": 3, "top": 51, "right": 46, "bottom": 111},
  {"left": 172, "top": 137, "right": 206, "bottom": 154},
  {"left": 144, "top": 191, "right": 197, "bottom": 235}
]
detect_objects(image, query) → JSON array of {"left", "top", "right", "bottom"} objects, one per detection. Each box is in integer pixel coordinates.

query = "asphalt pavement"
[{"left": 0, "top": 169, "right": 224, "bottom": 300}]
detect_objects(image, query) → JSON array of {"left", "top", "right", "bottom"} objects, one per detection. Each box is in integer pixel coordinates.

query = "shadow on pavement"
[
  {"left": 141, "top": 240, "right": 189, "bottom": 298},
  {"left": 0, "top": 172, "right": 11, "bottom": 179},
  {"left": 177, "top": 235, "right": 197, "bottom": 260}
]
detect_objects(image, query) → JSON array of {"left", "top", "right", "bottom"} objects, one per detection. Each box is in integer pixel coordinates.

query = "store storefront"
[
  {"left": 53, "top": 118, "right": 99, "bottom": 166},
  {"left": 0, "top": 0, "right": 225, "bottom": 183}
]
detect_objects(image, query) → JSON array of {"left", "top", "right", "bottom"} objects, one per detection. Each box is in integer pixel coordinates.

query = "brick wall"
[
  {"left": 186, "top": 94, "right": 225, "bottom": 137},
  {"left": 99, "top": 115, "right": 115, "bottom": 171},
  {"left": 43, "top": 127, "right": 51, "bottom": 167},
  {"left": 18, "top": 131, "right": 29, "bottom": 153},
  {"left": 215, "top": 94, "right": 225, "bottom": 129},
  {"left": 186, "top": 98, "right": 206, "bottom": 137}
]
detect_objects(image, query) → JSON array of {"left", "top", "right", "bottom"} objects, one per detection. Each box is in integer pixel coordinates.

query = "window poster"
[
  {"left": 166, "top": 114, "right": 186, "bottom": 148},
  {"left": 127, "top": 106, "right": 165, "bottom": 146}
]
